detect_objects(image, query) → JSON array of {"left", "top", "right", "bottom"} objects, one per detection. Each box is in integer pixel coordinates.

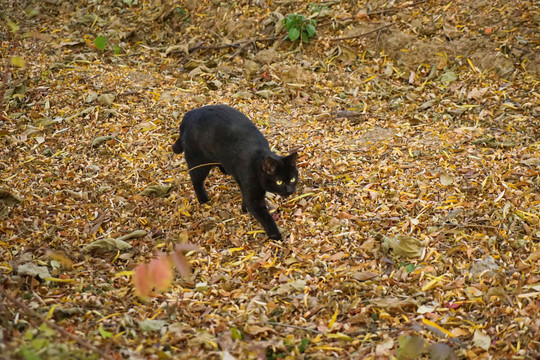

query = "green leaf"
[
  {"left": 299, "top": 338, "right": 309, "bottom": 353},
  {"left": 94, "top": 36, "right": 107, "bottom": 51},
  {"left": 114, "top": 45, "right": 120, "bottom": 54},
  {"left": 98, "top": 325, "right": 113, "bottom": 339},
  {"left": 38, "top": 323, "right": 56, "bottom": 338},
  {"left": 19, "top": 348, "right": 41, "bottom": 360},
  {"left": 230, "top": 327, "right": 244, "bottom": 340},
  {"left": 282, "top": 17, "right": 292, "bottom": 29},
  {"left": 24, "top": 330, "right": 35, "bottom": 340},
  {"left": 301, "top": 31, "right": 309, "bottom": 43},
  {"left": 306, "top": 24, "right": 316, "bottom": 37},
  {"left": 288, "top": 27, "right": 300, "bottom": 41},
  {"left": 7, "top": 18, "right": 20, "bottom": 33},
  {"left": 10, "top": 56, "right": 26, "bottom": 68},
  {"left": 404, "top": 263, "right": 417, "bottom": 273},
  {"left": 31, "top": 338, "right": 49, "bottom": 351}
]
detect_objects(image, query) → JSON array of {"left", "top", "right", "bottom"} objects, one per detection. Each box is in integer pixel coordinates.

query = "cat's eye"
[
  {"left": 290, "top": 177, "right": 296, "bottom": 183},
  {"left": 276, "top": 180, "right": 283, "bottom": 185}
]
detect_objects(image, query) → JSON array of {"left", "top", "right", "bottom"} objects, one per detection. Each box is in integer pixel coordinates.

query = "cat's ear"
[
  {"left": 284, "top": 152, "right": 298, "bottom": 166},
  {"left": 262, "top": 157, "right": 278, "bottom": 175}
]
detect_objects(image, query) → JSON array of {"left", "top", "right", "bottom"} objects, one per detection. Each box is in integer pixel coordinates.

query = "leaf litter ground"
[{"left": 1, "top": 0, "right": 539, "bottom": 359}]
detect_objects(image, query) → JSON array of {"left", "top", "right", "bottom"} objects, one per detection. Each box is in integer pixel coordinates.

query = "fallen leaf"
[
  {"left": 138, "top": 185, "right": 174, "bottom": 197},
  {"left": 17, "top": 263, "right": 51, "bottom": 280},
  {"left": 440, "top": 173, "right": 454, "bottom": 186},
  {"left": 91, "top": 135, "right": 116, "bottom": 147},
  {"left": 117, "top": 230, "right": 147, "bottom": 241},
  {"left": 472, "top": 329, "right": 491, "bottom": 350},
  {"left": 352, "top": 271, "right": 379, "bottom": 281},
  {"left": 82, "top": 238, "right": 132, "bottom": 253},
  {"left": 0, "top": 189, "right": 22, "bottom": 206},
  {"left": 382, "top": 235, "right": 425, "bottom": 258},
  {"left": 147, "top": 255, "right": 173, "bottom": 291},
  {"left": 137, "top": 319, "right": 167, "bottom": 332},
  {"left": 429, "top": 343, "right": 458, "bottom": 360},
  {"left": 395, "top": 335, "right": 425, "bottom": 360}
]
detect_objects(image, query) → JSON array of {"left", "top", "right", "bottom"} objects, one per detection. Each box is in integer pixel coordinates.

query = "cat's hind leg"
[{"left": 188, "top": 165, "right": 212, "bottom": 204}]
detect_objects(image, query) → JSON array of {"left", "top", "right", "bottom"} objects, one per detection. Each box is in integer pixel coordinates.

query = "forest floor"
[{"left": 1, "top": 0, "right": 539, "bottom": 359}]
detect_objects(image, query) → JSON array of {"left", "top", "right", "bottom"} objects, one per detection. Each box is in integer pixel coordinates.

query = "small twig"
[
  {"left": 187, "top": 36, "right": 280, "bottom": 54},
  {"left": 262, "top": 321, "right": 405, "bottom": 336},
  {"left": 367, "top": 0, "right": 429, "bottom": 15},
  {"left": 346, "top": 326, "right": 403, "bottom": 336},
  {"left": 0, "top": 287, "right": 114, "bottom": 360},
  {"left": 226, "top": 37, "right": 261, "bottom": 61},
  {"left": 261, "top": 321, "right": 322, "bottom": 334},
  {"left": 330, "top": 23, "right": 395, "bottom": 41},
  {"left": 356, "top": 216, "right": 401, "bottom": 222},
  {"left": 440, "top": 222, "right": 499, "bottom": 230}
]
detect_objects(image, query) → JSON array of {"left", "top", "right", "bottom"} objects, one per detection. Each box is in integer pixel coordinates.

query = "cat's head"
[{"left": 260, "top": 152, "right": 299, "bottom": 196}]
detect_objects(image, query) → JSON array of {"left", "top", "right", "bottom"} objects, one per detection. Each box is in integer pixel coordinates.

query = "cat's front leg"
[{"left": 244, "top": 196, "right": 281, "bottom": 240}]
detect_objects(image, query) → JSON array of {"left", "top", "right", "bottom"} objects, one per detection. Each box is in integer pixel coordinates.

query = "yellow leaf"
[
  {"left": 262, "top": 257, "right": 277, "bottom": 268},
  {"left": 514, "top": 210, "right": 539, "bottom": 224},
  {"left": 204, "top": 340, "right": 219, "bottom": 349},
  {"left": 327, "top": 332, "right": 353, "bottom": 341},
  {"left": 467, "top": 58, "right": 478, "bottom": 73},
  {"left": 422, "top": 319, "right": 455, "bottom": 337},
  {"left": 313, "top": 346, "right": 343, "bottom": 351},
  {"left": 328, "top": 305, "right": 338, "bottom": 328},
  {"left": 284, "top": 192, "right": 315, "bottom": 204},
  {"left": 247, "top": 230, "right": 265, "bottom": 234},
  {"left": 97, "top": 313, "right": 121, "bottom": 322},
  {"left": 242, "top": 252, "right": 255, "bottom": 262},
  {"left": 312, "top": 334, "right": 323, "bottom": 343},
  {"left": 421, "top": 278, "right": 439, "bottom": 291},
  {"left": 10, "top": 56, "right": 26, "bottom": 68},
  {"left": 363, "top": 75, "right": 377, "bottom": 83},
  {"left": 46, "top": 305, "right": 57, "bottom": 320},
  {"left": 44, "top": 277, "right": 76, "bottom": 283},
  {"left": 115, "top": 270, "right": 134, "bottom": 277}
]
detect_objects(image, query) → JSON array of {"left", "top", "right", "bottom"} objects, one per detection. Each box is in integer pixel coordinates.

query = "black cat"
[{"left": 172, "top": 104, "right": 299, "bottom": 240}]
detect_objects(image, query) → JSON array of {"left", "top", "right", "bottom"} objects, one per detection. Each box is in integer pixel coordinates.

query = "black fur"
[{"left": 172, "top": 105, "right": 298, "bottom": 240}]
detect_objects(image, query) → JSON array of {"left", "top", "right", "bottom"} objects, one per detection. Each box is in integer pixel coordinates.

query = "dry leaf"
[
  {"left": 440, "top": 173, "right": 454, "bottom": 186},
  {"left": 472, "top": 329, "right": 491, "bottom": 350}
]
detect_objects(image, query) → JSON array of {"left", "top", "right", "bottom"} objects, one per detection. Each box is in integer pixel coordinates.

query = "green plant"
[
  {"left": 93, "top": 36, "right": 121, "bottom": 55},
  {"left": 308, "top": 3, "right": 329, "bottom": 15},
  {"left": 282, "top": 14, "right": 317, "bottom": 43},
  {"left": 94, "top": 36, "right": 107, "bottom": 51},
  {"left": 173, "top": 7, "right": 190, "bottom": 23}
]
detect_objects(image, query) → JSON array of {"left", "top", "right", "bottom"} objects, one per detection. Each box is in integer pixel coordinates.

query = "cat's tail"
[{"left": 172, "top": 136, "right": 183, "bottom": 154}]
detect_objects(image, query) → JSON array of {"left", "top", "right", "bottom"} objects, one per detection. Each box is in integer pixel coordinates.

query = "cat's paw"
[
  {"left": 268, "top": 232, "right": 282, "bottom": 240},
  {"left": 197, "top": 196, "right": 210, "bottom": 204},
  {"left": 241, "top": 202, "right": 248, "bottom": 213}
]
